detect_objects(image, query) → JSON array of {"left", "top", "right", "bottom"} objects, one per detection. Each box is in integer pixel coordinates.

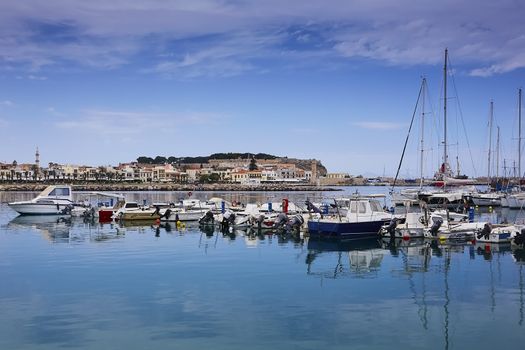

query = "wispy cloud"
[
  {"left": 0, "top": 100, "right": 14, "bottom": 107},
  {"left": 55, "top": 109, "right": 226, "bottom": 136},
  {"left": 353, "top": 121, "right": 406, "bottom": 130},
  {"left": 0, "top": 1, "right": 524, "bottom": 76}
]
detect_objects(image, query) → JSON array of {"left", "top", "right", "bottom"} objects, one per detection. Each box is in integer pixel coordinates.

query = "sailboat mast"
[
  {"left": 496, "top": 126, "right": 500, "bottom": 179},
  {"left": 488, "top": 100, "right": 493, "bottom": 181},
  {"left": 420, "top": 78, "right": 426, "bottom": 188},
  {"left": 443, "top": 49, "right": 448, "bottom": 173},
  {"left": 519, "top": 88, "right": 522, "bottom": 180}
]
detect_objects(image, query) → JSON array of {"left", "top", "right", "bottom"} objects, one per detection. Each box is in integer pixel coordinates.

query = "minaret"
[{"left": 35, "top": 147, "right": 40, "bottom": 175}]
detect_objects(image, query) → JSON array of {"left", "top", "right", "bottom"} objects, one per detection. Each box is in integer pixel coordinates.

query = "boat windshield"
[
  {"left": 48, "top": 188, "right": 70, "bottom": 196},
  {"left": 349, "top": 201, "right": 367, "bottom": 213},
  {"left": 369, "top": 200, "right": 383, "bottom": 212}
]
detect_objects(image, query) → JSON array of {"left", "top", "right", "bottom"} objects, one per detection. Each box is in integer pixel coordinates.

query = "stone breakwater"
[{"left": 0, "top": 183, "right": 341, "bottom": 192}]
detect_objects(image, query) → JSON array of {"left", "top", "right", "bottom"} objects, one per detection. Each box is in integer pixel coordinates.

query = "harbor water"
[{"left": 1, "top": 187, "right": 524, "bottom": 349}]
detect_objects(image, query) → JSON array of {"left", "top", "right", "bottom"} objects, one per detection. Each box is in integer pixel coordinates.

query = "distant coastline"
[{"left": 0, "top": 182, "right": 343, "bottom": 192}]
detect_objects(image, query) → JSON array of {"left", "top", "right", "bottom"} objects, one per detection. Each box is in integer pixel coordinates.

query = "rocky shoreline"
[{"left": 0, "top": 182, "right": 342, "bottom": 192}]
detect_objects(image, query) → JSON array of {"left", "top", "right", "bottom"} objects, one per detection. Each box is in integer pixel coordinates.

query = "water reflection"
[
  {"left": 7, "top": 215, "right": 72, "bottom": 242},
  {"left": 306, "top": 238, "right": 383, "bottom": 279}
]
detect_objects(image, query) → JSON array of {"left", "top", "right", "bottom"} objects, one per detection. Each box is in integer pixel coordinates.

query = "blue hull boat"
[{"left": 307, "top": 219, "right": 389, "bottom": 238}]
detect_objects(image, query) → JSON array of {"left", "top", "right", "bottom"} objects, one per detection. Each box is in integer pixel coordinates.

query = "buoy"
[
  {"left": 488, "top": 206, "right": 493, "bottom": 212},
  {"left": 155, "top": 218, "right": 160, "bottom": 224},
  {"left": 475, "top": 205, "right": 479, "bottom": 210}
]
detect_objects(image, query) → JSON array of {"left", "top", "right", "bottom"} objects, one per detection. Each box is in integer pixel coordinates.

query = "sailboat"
[{"left": 430, "top": 49, "right": 477, "bottom": 188}]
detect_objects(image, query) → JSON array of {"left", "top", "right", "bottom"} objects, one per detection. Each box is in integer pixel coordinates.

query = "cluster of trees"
[{"left": 136, "top": 153, "right": 278, "bottom": 165}]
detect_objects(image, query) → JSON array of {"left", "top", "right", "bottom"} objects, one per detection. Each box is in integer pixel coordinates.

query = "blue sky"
[{"left": 0, "top": 0, "right": 524, "bottom": 177}]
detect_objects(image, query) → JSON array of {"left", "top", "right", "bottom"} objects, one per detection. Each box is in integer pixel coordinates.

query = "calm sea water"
[{"left": 1, "top": 187, "right": 524, "bottom": 350}]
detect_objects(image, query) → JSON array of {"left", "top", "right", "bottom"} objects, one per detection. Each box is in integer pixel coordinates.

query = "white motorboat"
[
  {"left": 507, "top": 193, "right": 525, "bottom": 209},
  {"left": 113, "top": 201, "right": 160, "bottom": 221},
  {"left": 8, "top": 185, "right": 74, "bottom": 215},
  {"left": 469, "top": 192, "right": 502, "bottom": 206},
  {"left": 160, "top": 207, "right": 208, "bottom": 222},
  {"left": 475, "top": 224, "right": 521, "bottom": 243},
  {"left": 391, "top": 189, "right": 421, "bottom": 207}
]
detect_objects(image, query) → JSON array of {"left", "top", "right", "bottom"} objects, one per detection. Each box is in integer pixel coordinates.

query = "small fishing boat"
[
  {"left": 113, "top": 202, "right": 160, "bottom": 221},
  {"left": 307, "top": 196, "right": 393, "bottom": 238},
  {"left": 475, "top": 224, "right": 520, "bottom": 243}
]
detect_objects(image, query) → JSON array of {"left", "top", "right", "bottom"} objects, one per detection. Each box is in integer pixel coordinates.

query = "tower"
[
  {"left": 35, "top": 147, "right": 40, "bottom": 175},
  {"left": 311, "top": 159, "right": 317, "bottom": 184}
]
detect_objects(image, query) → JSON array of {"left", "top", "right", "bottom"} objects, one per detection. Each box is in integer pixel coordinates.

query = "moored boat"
[
  {"left": 8, "top": 185, "right": 74, "bottom": 215},
  {"left": 307, "top": 196, "right": 393, "bottom": 238}
]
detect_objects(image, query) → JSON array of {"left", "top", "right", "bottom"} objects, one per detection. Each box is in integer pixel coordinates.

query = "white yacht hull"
[
  {"left": 8, "top": 202, "right": 70, "bottom": 215},
  {"left": 470, "top": 195, "right": 501, "bottom": 207}
]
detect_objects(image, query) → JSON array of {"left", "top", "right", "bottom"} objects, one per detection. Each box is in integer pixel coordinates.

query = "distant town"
[{"left": 0, "top": 149, "right": 385, "bottom": 186}]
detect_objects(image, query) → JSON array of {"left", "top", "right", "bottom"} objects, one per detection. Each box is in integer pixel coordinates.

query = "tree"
[
  {"left": 137, "top": 156, "right": 154, "bottom": 164},
  {"left": 209, "top": 173, "right": 221, "bottom": 182},
  {"left": 249, "top": 157, "right": 258, "bottom": 171},
  {"left": 154, "top": 156, "right": 167, "bottom": 164}
]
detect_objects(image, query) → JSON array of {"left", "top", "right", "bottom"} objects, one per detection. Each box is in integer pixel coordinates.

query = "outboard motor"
[
  {"left": 429, "top": 218, "right": 443, "bottom": 237},
  {"left": 286, "top": 214, "right": 304, "bottom": 232},
  {"left": 476, "top": 223, "right": 492, "bottom": 240},
  {"left": 220, "top": 210, "right": 235, "bottom": 231},
  {"left": 255, "top": 214, "right": 265, "bottom": 230},
  {"left": 514, "top": 229, "right": 525, "bottom": 246},
  {"left": 386, "top": 219, "right": 398, "bottom": 239},
  {"left": 199, "top": 210, "right": 215, "bottom": 225},
  {"left": 305, "top": 200, "right": 323, "bottom": 217},
  {"left": 162, "top": 208, "right": 172, "bottom": 220},
  {"left": 273, "top": 213, "right": 288, "bottom": 229},
  {"left": 152, "top": 205, "right": 161, "bottom": 217},
  {"left": 60, "top": 205, "right": 73, "bottom": 215}
]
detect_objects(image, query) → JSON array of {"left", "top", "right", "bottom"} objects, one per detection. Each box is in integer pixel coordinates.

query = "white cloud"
[
  {"left": 0, "top": 100, "right": 13, "bottom": 107},
  {"left": 0, "top": 0, "right": 523, "bottom": 76},
  {"left": 353, "top": 121, "right": 406, "bottom": 130},
  {"left": 55, "top": 109, "right": 226, "bottom": 136}
]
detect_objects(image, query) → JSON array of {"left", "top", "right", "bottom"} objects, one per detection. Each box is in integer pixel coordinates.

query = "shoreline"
[{"left": 0, "top": 182, "right": 343, "bottom": 192}]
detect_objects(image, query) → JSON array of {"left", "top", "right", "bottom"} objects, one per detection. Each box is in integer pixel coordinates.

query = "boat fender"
[{"left": 476, "top": 223, "right": 492, "bottom": 240}]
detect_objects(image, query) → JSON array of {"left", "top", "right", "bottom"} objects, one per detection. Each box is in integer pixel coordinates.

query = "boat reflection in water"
[
  {"left": 8, "top": 214, "right": 72, "bottom": 242},
  {"left": 6, "top": 215, "right": 127, "bottom": 243},
  {"left": 306, "top": 237, "right": 383, "bottom": 279}
]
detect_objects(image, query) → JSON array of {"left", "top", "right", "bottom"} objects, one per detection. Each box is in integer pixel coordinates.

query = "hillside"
[{"left": 136, "top": 153, "right": 327, "bottom": 175}]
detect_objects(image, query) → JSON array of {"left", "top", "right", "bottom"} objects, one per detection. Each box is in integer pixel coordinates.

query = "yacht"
[{"left": 8, "top": 185, "right": 74, "bottom": 215}]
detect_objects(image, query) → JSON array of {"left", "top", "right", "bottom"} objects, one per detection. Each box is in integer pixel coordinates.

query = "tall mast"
[
  {"left": 443, "top": 48, "right": 448, "bottom": 173},
  {"left": 519, "top": 88, "right": 522, "bottom": 179},
  {"left": 420, "top": 78, "right": 426, "bottom": 188},
  {"left": 496, "top": 126, "right": 500, "bottom": 179},
  {"left": 488, "top": 100, "right": 493, "bottom": 181}
]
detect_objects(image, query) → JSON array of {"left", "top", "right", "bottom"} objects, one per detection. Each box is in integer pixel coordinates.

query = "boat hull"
[
  {"left": 8, "top": 203, "right": 70, "bottom": 215},
  {"left": 119, "top": 210, "right": 160, "bottom": 221},
  {"left": 307, "top": 219, "right": 388, "bottom": 238},
  {"left": 161, "top": 209, "right": 207, "bottom": 222}
]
